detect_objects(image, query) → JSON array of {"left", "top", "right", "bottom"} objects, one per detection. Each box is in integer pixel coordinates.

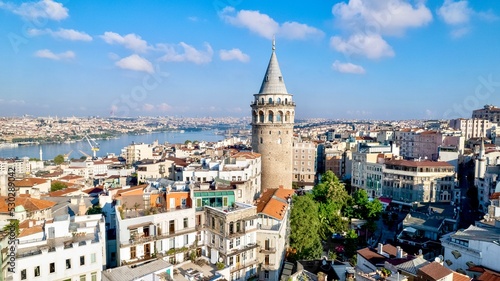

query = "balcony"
[
  {"left": 121, "top": 227, "right": 196, "bottom": 248},
  {"left": 259, "top": 246, "right": 276, "bottom": 253},
  {"left": 261, "top": 262, "right": 277, "bottom": 271},
  {"left": 230, "top": 259, "right": 260, "bottom": 273},
  {"left": 227, "top": 243, "right": 259, "bottom": 257}
]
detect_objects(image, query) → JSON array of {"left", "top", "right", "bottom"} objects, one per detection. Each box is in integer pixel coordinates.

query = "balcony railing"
[
  {"left": 121, "top": 227, "right": 197, "bottom": 248},
  {"left": 259, "top": 247, "right": 276, "bottom": 253}
]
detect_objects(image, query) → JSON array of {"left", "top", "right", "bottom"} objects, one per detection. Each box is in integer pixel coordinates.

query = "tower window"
[
  {"left": 260, "top": 137, "right": 263, "bottom": 144},
  {"left": 279, "top": 76, "right": 283, "bottom": 82},
  {"left": 278, "top": 138, "right": 282, "bottom": 144},
  {"left": 268, "top": 111, "right": 274, "bottom": 122},
  {"left": 268, "top": 98, "right": 273, "bottom": 104}
]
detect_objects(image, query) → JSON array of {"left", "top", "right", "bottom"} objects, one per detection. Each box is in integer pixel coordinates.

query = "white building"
[
  {"left": 255, "top": 187, "right": 294, "bottom": 281},
  {"left": 351, "top": 143, "right": 398, "bottom": 198},
  {"left": 121, "top": 143, "right": 155, "bottom": 165},
  {"left": 441, "top": 225, "right": 500, "bottom": 274},
  {"left": 449, "top": 118, "right": 492, "bottom": 140},
  {"left": 12, "top": 213, "right": 106, "bottom": 281}
]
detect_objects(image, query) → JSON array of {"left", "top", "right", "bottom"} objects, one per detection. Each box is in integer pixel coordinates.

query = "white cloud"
[
  {"left": 450, "top": 26, "right": 470, "bottom": 38},
  {"left": 188, "top": 16, "right": 199, "bottom": 22},
  {"left": 437, "top": 0, "right": 471, "bottom": 25},
  {"left": 220, "top": 6, "right": 323, "bottom": 40},
  {"left": 332, "top": 60, "right": 366, "bottom": 74},
  {"left": 330, "top": 0, "right": 431, "bottom": 59},
  {"left": 28, "top": 28, "right": 92, "bottom": 41},
  {"left": 4, "top": 0, "right": 68, "bottom": 21},
  {"left": 437, "top": 0, "right": 498, "bottom": 38},
  {"left": 34, "top": 49, "right": 75, "bottom": 60},
  {"left": 330, "top": 34, "right": 394, "bottom": 59},
  {"left": 115, "top": 54, "right": 154, "bottom": 73},
  {"left": 158, "top": 42, "right": 213, "bottom": 64},
  {"left": 332, "top": 0, "right": 432, "bottom": 37},
  {"left": 142, "top": 104, "right": 155, "bottom": 111},
  {"left": 140, "top": 103, "right": 173, "bottom": 112},
  {"left": 100, "top": 32, "right": 150, "bottom": 53},
  {"left": 219, "top": 48, "right": 250, "bottom": 62},
  {"left": 157, "top": 103, "right": 172, "bottom": 112}
]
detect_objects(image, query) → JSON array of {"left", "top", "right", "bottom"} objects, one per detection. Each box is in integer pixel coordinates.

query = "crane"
[
  {"left": 64, "top": 150, "right": 73, "bottom": 161},
  {"left": 83, "top": 133, "right": 100, "bottom": 159}
]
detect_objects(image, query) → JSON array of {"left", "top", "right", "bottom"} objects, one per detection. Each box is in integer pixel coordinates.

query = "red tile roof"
[
  {"left": 49, "top": 187, "right": 80, "bottom": 197},
  {"left": 0, "top": 196, "right": 56, "bottom": 213},
  {"left": 419, "top": 262, "right": 453, "bottom": 280},
  {"left": 19, "top": 225, "right": 43, "bottom": 238},
  {"left": 13, "top": 178, "right": 48, "bottom": 187},
  {"left": 256, "top": 187, "right": 294, "bottom": 220}
]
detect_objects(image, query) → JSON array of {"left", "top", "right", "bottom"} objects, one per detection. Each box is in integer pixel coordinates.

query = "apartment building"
[
  {"left": 382, "top": 159, "right": 457, "bottom": 204},
  {"left": 11, "top": 213, "right": 106, "bottom": 281},
  {"left": 472, "top": 104, "right": 500, "bottom": 124},
  {"left": 115, "top": 184, "right": 197, "bottom": 267},
  {"left": 351, "top": 143, "right": 398, "bottom": 198},
  {"left": 256, "top": 187, "right": 294, "bottom": 281},
  {"left": 449, "top": 118, "right": 492, "bottom": 140},
  {"left": 121, "top": 142, "right": 155, "bottom": 165},
  {"left": 441, "top": 225, "right": 500, "bottom": 274},
  {"left": 204, "top": 202, "right": 259, "bottom": 281},
  {"left": 292, "top": 141, "right": 317, "bottom": 188}
]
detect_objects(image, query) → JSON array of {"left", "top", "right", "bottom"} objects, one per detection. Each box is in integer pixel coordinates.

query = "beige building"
[
  {"left": 382, "top": 159, "right": 457, "bottom": 204},
  {"left": 472, "top": 104, "right": 500, "bottom": 124},
  {"left": 121, "top": 142, "right": 155, "bottom": 165},
  {"left": 251, "top": 43, "right": 295, "bottom": 190},
  {"left": 292, "top": 140, "right": 316, "bottom": 188},
  {"left": 449, "top": 118, "right": 492, "bottom": 140}
]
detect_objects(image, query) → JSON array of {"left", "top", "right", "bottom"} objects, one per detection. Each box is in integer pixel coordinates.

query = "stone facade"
[{"left": 251, "top": 43, "right": 295, "bottom": 190}]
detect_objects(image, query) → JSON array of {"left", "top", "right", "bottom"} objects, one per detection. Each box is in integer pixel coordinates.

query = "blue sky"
[{"left": 1, "top": 0, "right": 499, "bottom": 120}]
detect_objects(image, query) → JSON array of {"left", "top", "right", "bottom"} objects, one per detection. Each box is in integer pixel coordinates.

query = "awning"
[{"left": 127, "top": 222, "right": 153, "bottom": 229}]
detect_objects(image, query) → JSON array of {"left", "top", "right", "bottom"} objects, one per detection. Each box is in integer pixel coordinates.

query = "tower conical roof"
[{"left": 258, "top": 42, "right": 289, "bottom": 95}]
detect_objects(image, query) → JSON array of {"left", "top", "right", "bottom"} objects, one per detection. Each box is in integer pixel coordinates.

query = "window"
[
  {"left": 80, "top": 255, "right": 85, "bottom": 266},
  {"left": 50, "top": 262, "right": 55, "bottom": 273},
  {"left": 130, "top": 246, "right": 136, "bottom": 259},
  {"left": 184, "top": 234, "right": 189, "bottom": 245},
  {"left": 34, "top": 266, "right": 40, "bottom": 277},
  {"left": 91, "top": 253, "right": 96, "bottom": 263},
  {"left": 196, "top": 198, "right": 202, "bottom": 208},
  {"left": 265, "top": 270, "right": 269, "bottom": 279},
  {"left": 219, "top": 237, "right": 224, "bottom": 249},
  {"left": 21, "top": 269, "right": 27, "bottom": 280},
  {"left": 223, "top": 197, "right": 228, "bottom": 206},
  {"left": 236, "top": 237, "right": 240, "bottom": 246},
  {"left": 211, "top": 234, "right": 215, "bottom": 244},
  {"left": 183, "top": 218, "right": 188, "bottom": 228},
  {"left": 66, "top": 259, "right": 71, "bottom": 269},
  {"left": 80, "top": 275, "right": 86, "bottom": 281},
  {"left": 229, "top": 239, "right": 233, "bottom": 249}
]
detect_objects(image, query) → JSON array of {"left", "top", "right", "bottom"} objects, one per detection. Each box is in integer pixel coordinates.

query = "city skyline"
[{"left": 1, "top": 0, "right": 500, "bottom": 120}]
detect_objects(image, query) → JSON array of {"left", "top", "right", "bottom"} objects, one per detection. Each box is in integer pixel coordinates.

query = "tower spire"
[{"left": 258, "top": 40, "right": 288, "bottom": 95}]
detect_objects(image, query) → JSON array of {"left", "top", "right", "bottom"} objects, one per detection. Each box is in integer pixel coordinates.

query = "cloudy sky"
[{"left": 1, "top": 0, "right": 499, "bottom": 120}]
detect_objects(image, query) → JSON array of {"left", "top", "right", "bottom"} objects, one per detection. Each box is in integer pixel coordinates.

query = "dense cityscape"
[{"left": 2, "top": 1, "right": 500, "bottom": 281}]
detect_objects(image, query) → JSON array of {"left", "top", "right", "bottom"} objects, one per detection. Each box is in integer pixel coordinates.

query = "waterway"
[{"left": 0, "top": 130, "right": 226, "bottom": 160}]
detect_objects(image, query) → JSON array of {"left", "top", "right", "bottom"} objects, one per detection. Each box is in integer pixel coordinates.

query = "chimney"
[
  {"left": 377, "top": 243, "right": 383, "bottom": 254},
  {"left": 396, "top": 246, "right": 403, "bottom": 258}
]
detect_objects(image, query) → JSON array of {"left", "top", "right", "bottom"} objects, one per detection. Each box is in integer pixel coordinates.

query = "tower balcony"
[{"left": 250, "top": 101, "right": 295, "bottom": 107}]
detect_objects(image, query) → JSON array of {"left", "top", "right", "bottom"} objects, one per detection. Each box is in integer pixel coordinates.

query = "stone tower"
[{"left": 251, "top": 41, "right": 295, "bottom": 190}]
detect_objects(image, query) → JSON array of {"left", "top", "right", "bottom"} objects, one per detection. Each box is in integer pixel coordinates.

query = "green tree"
[
  {"left": 51, "top": 182, "right": 67, "bottom": 192},
  {"left": 344, "top": 229, "right": 359, "bottom": 259},
  {"left": 53, "top": 154, "right": 65, "bottom": 165},
  {"left": 3, "top": 220, "right": 19, "bottom": 236},
  {"left": 86, "top": 205, "right": 102, "bottom": 215},
  {"left": 290, "top": 194, "right": 322, "bottom": 260},
  {"left": 312, "top": 171, "right": 349, "bottom": 209}
]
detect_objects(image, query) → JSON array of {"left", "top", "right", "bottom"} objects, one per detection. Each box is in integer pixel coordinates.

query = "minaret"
[
  {"left": 251, "top": 40, "right": 295, "bottom": 190},
  {"left": 475, "top": 138, "right": 486, "bottom": 178}
]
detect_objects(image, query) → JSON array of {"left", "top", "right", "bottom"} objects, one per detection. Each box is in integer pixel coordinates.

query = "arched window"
[
  {"left": 260, "top": 137, "right": 263, "bottom": 144},
  {"left": 285, "top": 111, "right": 290, "bottom": 122},
  {"left": 268, "top": 97, "right": 273, "bottom": 104},
  {"left": 278, "top": 138, "right": 282, "bottom": 144},
  {"left": 268, "top": 111, "right": 274, "bottom": 122},
  {"left": 259, "top": 111, "right": 264, "bottom": 123},
  {"left": 277, "top": 111, "right": 283, "bottom": 122},
  {"left": 261, "top": 98, "right": 264, "bottom": 104},
  {"left": 277, "top": 98, "right": 281, "bottom": 104},
  {"left": 285, "top": 98, "right": 288, "bottom": 104},
  {"left": 253, "top": 111, "right": 257, "bottom": 123}
]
